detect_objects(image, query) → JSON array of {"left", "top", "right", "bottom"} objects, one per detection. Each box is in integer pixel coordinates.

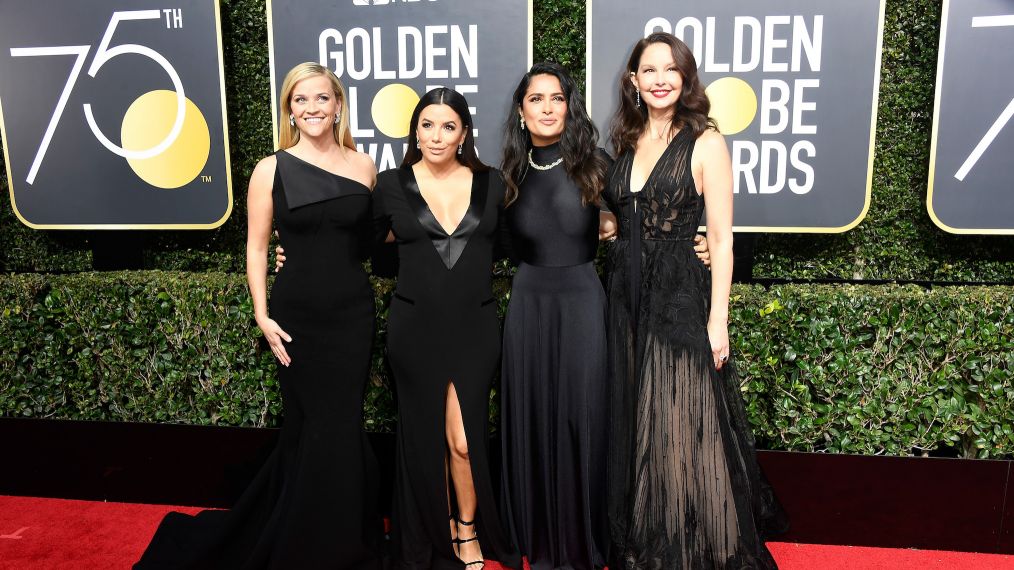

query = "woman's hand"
[
  {"left": 257, "top": 316, "right": 293, "bottom": 367},
  {"left": 274, "top": 245, "right": 286, "bottom": 272},
  {"left": 694, "top": 234, "right": 711, "bottom": 267},
  {"left": 707, "top": 319, "right": 729, "bottom": 371},
  {"left": 599, "top": 211, "right": 618, "bottom": 241}
]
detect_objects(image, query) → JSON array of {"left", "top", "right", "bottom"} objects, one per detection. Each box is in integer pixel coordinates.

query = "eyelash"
[
  {"left": 293, "top": 96, "right": 329, "bottom": 103},
  {"left": 421, "top": 122, "right": 456, "bottom": 131}
]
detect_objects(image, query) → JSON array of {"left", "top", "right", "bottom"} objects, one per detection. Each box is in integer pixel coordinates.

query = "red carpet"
[{"left": 2, "top": 495, "right": 1013, "bottom": 569}]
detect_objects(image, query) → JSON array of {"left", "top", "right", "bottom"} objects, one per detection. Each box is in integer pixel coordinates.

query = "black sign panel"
[
  {"left": 588, "top": 0, "right": 886, "bottom": 232},
  {"left": 0, "top": 0, "right": 232, "bottom": 229},
  {"left": 268, "top": 0, "right": 531, "bottom": 171},
  {"left": 928, "top": 0, "right": 1014, "bottom": 234}
]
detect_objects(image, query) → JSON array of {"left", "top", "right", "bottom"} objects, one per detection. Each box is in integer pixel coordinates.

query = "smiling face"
[
  {"left": 520, "top": 73, "right": 567, "bottom": 147},
  {"left": 415, "top": 103, "right": 467, "bottom": 168},
  {"left": 289, "top": 74, "right": 340, "bottom": 140},
  {"left": 630, "top": 42, "right": 683, "bottom": 114}
]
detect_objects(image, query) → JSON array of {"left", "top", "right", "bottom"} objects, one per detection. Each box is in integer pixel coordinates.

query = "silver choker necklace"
[{"left": 528, "top": 148, "right": 564, "bottom": 171}]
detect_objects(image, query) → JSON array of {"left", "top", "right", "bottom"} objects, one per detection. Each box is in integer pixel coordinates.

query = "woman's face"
[
  {"left": 289, "top": 74, "right": 339, "bottom": 139},
  {"left": 520, "top": 73, "right": 567, "bottom": 146},
  {"left": 415, "top": 104, "right": 468, "bottom": 167},
  {"left": 630, "top": 42, "right": 683, "bottom": 113}
]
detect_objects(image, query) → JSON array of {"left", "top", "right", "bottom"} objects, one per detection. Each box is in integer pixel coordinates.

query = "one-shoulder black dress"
[
  {"left": 135, "top": 150, "right": 382, "bottom": 569},
  {"left": 372, "top": 166, "right": 521, "bottom": 570},
  {"left": 602, "top": 129, "right": 787, "bottom": 569},
  {"left": 500, "top": 142, "right": 610, "bottom": 570}
]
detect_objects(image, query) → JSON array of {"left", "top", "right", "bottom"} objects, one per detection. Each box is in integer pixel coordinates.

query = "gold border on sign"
[
  {"left": 926, "top": 0, "right": 1014, "bottom": 234},
  {"left": 528, "top": 0, "right": 534, "bottom": 69},
  {"left": 0, "top": 0, "right": 233, "bottom": 230},
  {"left": 266, "top": 0, "right": 278, "bottom": 151},
  {"left": 584, "top": 0, "right": 887, "bottom": 234}
]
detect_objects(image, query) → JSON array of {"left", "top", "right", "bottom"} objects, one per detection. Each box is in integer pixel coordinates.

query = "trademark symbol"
[{"left": 200, "top": 175, "right": 212, "bottom": 182}]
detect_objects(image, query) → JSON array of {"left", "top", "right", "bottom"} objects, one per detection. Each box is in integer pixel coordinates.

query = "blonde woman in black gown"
[
  {"left": 136, "top": 63, "right": 382, "bottom": 569},
  {"left": 603, "top": 34, "right": 786, "bottom": 569}
]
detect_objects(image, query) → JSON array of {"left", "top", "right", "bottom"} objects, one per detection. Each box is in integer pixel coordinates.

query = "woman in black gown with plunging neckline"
[
  {"left": 135, "top": 63, "right": 382, "bottom": 569},
  {"left": 372, "top": 89, "right": 520, "bottom": 570}
]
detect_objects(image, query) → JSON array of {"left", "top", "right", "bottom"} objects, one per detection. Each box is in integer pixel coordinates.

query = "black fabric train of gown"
[
  {"left": 372, "top": 166, "right": 521, "bottom": 570},
  {"left": 135, "top": 150, "right": 382, "bottom": 570},
  {"left": 500, "top": 142, "right": 610, "bottom": 570},
  {"left": 602, "top": 129, "right": 788, "bottom": 570}
]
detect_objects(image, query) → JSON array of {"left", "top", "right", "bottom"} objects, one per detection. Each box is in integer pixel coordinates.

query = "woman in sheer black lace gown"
[{"left": 602, "top": 34, "right": 787, "bottom": 570}]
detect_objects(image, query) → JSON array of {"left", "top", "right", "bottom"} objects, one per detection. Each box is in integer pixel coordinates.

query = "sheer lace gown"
[{"left": 602, "top": 128, "right": 787, "bottom": 570}]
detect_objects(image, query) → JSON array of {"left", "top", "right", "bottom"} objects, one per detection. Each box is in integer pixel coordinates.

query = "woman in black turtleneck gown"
[{"left": 499, "top": 63, "right": 613, "bottom": 570}]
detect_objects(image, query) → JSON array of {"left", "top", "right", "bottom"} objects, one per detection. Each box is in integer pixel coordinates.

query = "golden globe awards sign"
[
  {"left": 588, "top": 0, "right": 886, "bottom": 232},
  {"left": 0, "top": 0, "right": 232, "bottom": 229},
  {"left": 928, "top": 0, "right": 1014, "bottom": 234},
  {"left": 268, "top": 0, "right": 532, "bottom": 171}
]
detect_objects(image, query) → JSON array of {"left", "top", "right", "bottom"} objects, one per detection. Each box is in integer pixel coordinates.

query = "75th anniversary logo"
[{"left": 0, "top": 0, "right": 231, "bottom": 229}]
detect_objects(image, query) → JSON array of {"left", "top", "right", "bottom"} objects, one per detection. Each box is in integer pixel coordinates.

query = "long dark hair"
[
  {"left": 401, "top": 87, "right": 488, "bottom": 172},
  {"left": 501, "top": 62, "right": 608, "bottom": 206},
  {"left": 609, "top": 32, "right": 717, "bottom": 156}
]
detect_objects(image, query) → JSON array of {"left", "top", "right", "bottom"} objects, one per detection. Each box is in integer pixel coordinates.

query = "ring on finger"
[{"left": 720, "top": 354, "right": 729, "bottom": 363}]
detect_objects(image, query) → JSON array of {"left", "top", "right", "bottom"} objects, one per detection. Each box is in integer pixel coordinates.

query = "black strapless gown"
[
  {"left": 602, "top": 129, "right": 787, "bottom": 570},
  {"left": 500, "top": 143, "right": 610, "bottom": 570},
  {"left": 135, "top": 150, "right": 382, "bottom": 569}
]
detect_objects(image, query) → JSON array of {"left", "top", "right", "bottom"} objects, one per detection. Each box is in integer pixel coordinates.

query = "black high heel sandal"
[{"left": 453, "top": 517, "right": 484, "bottom": 568}]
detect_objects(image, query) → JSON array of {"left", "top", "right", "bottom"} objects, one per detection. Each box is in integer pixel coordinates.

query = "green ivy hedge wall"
[
  {"left": 2, "top": 0, "right": 1012, "bottom": 278},
  {"left": 2, "top": 273, "right": 1011, "bottom": 458},
  {"left": 1, "top": 1, "right": 1012, "bottom": 459}
]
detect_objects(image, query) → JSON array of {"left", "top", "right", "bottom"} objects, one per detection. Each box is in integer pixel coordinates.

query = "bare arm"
[
  {"left": 246, "top": 156, "right": 292, "bottom": 366},
  {"left": 697, "top": 130, "right": 734, "bottom": 370}
]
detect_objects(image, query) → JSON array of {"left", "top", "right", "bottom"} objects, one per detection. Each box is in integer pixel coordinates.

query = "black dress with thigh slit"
[
  {"left": 499, "top": 142, "right": 610, "bottom": 570},
  {"left": 135, "top": 150, "right": 382, "bottom": 569},
  {"left": 602, "top": 129, "right": 787, "bottom": 570},
  {"left": 372, "top": 166, "right": 521, "bottom": 570}
]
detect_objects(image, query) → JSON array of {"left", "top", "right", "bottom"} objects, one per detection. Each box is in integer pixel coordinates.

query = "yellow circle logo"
[
  {"left": 120, "top": 90, "right": 211, "bottom": 189},
  {"left": 371, "top": 83, "right": 420, "bottom": 138},
  {"left": 705, "top": 77, "right": 757, "bottom": 136}
]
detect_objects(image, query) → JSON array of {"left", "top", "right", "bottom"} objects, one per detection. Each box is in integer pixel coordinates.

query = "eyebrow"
[
  {"left": 527, "top": 91, "right": 565, "bottom": 98},
  {"left": 419, "top": 116, "right": 458, "bottom": 126}
]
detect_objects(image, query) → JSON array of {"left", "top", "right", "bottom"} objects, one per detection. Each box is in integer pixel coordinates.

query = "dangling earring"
[
  {"left": 457, "top": 144, "right": 463, "bottom": 156},
  {"left": 334, "top": 111, "right": 341, "bottom": 125},
  {"left": 416, "top": 138, "right": 420, "bottom": 149},
  {"left": 520, "top": 116, "right": 526, "bottom": 131},
  {"left": 636, "top": 90, "right": 641, "bottom": 108},
  {"left": 289, "top": 114, "right": 295, "bottom": 126}
]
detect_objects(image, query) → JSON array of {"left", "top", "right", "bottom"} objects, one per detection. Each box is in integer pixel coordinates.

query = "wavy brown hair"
[
  {"left": 501, "top": 62, "right": 607, "bottom": 206},
  {"left": 609, "top": 32, "right": 717, "bottom": 156}
]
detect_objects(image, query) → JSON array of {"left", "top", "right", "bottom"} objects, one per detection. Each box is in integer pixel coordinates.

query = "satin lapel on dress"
[
  {"left": 397, "top": 166, "right": 488, "bottom": 270},
  {"left": 276, "top": 151, "right": 369, "bottom": 210}
]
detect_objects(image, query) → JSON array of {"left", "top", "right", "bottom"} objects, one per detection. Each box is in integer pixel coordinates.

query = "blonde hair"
[{"left": 277, "top": 62, "right": 355, "bottom": 151}]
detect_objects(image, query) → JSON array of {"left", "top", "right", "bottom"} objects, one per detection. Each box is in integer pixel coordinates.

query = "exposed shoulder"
[
  {"left": 695, "top": 128, "right": 727, "bottom": 152},
  {"left": 344, "top": 149, "right": 377, "bottom": 189},
  {"left": 249, "top": 154, "right": 277, "bottom": 190}
]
